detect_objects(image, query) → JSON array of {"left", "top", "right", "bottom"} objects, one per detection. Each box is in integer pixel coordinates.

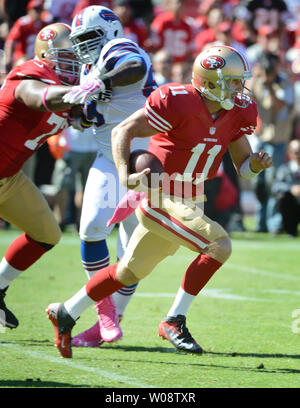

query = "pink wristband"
[{"left": 42, "top": 86, "right": 53, "bottom": 112}]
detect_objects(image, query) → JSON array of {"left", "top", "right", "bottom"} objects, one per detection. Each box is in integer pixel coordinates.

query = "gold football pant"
[
  {"left": 0, "top": 171, "right": 61, "bottom": 245},
  {"left": 120, "top": 195, "right": 228, "bottom": 280}
]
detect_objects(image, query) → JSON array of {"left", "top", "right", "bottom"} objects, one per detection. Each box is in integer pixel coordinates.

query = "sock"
[
  {"left": 112, "top": 283, "right": 138, "bottom": 316},
  {"left": 86, "top": 263, "right": 124, "bottom": 302},
  {"left": 167, "top": 254, "right": 222, "bottom": 317},
  {"left": 182, "top": 254, "right": 222, "bottom": 296},
  {"left": 0, "top": 233, "right": 53, "bottom": 289},
  {"left": 167, "top": 287, "right": 195, "bottom": 317},
  {"left": 64, "top": 286, "right": 95, "bottom": 321},
  {"left": 81, "top": 240, "right": 110, "bottom": 280},
  {"left": 0, "top": 258, "right": 22, "bottom": 289}
]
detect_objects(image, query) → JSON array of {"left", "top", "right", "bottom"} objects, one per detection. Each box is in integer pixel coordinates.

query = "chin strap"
[
  {"left": 199, "top": 86, "right": 234, "bottom": 110},
  {"left": 220, "top": 98, "right": 234, "bottom": 110}
]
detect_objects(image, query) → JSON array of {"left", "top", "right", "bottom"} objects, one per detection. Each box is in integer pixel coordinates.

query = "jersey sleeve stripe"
[
  {"left": 103, "top": 49, "right": 141, "bottom": 67},
  {"left": 147, "top": 119, "right": 168, "bottom": 133},
  {"left": 106, "top": 47, "right": 140, "bottom": 58},
  {"left": 102, "top": 42, "right": 140, "bottom": 60},
  {"left": 145, "top": 101, "right": 172, "bottom": 129},
  {"left": 144, "top": 107, "right": 172, "bottom": 132},
  {"left": 146, "top": 112, "right": 170, "bottom": 131},
  {"left": 16, "top": 73, "right": 57, "bottom": 84}
]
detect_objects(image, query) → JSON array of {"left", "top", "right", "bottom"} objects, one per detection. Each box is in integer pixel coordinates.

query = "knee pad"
[{"left": 206, "top": 236, "right": 232, "bottom": 263}]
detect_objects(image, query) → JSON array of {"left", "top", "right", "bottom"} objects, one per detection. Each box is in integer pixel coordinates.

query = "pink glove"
[
  {"left": 107, "top": 190, "right": 147, "bottom": 227},
  {"left": 62, "top": 78, "right": 106, "bottom": 104}
]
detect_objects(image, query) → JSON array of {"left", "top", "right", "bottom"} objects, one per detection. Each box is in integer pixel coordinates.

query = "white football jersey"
[{"left": 81, "top": 38, "right": 157, "bottom": 161}]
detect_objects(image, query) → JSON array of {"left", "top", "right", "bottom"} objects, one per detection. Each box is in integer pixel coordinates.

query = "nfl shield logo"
[{"left": 209, "top": 127, "right": 216, "bottom": 135}]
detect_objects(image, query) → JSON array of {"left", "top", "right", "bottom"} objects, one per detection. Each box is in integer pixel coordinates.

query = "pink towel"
[{"left": 107, "top": 190, "right": 147, "bottom": 227}]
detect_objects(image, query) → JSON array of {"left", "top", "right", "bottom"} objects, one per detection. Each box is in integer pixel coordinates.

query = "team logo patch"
[
  {"left": 201, "top": 56, "right": 225, "bottom": 70},
  {"left": 99, "top": 9, "right": 120, "bottom": 22},
  {"left": 39, "top": 29, "right": 56, "bottom": 41}
]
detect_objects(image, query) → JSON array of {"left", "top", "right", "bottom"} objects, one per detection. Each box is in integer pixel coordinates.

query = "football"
[{"left": 129, "top": 149, "right": 164, "bottom": 189}]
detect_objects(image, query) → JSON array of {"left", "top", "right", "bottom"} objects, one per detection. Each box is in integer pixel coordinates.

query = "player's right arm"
[
  {"left": 14, "top": 79, "right": 77, "bottom": 112},
  {"left": 112, "top": 83, "right": 181, "bottom": 188},
  {"left": 111, "top": 108, "right": 157, "bottom": 189},
  {"left": 63, "top": 39, "right": 149, "bottom": 104}
]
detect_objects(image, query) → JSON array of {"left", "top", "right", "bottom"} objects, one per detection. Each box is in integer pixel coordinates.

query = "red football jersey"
[
  {"left": 144, "top": 83, "right": 257, "bottom": 197},
  {"left": 150, "top": 12, "right": 193, "bottom": 63},
  {"left": 0, "top": 59, "right": 69, "bottom": 178}
]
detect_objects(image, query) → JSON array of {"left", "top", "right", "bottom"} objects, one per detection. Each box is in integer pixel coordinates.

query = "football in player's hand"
[{"left": 129, "top": 149, "right": 164, "bottom": 189}]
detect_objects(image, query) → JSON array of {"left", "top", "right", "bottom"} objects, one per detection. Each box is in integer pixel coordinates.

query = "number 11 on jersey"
[{"left": 175, "top": 143, "right": 222, "bottom": 184}]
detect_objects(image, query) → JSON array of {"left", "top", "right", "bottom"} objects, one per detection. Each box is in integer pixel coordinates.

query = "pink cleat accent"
[
  {"left": 96, "top": 295, "right": 123, "bottom": 342},
  {"left": 71, "top": 321, "right": 104, "bottom": 348}
]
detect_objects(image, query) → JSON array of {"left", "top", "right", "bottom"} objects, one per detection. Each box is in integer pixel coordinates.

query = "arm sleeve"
[
  {"left": 101, "top": 40, "right": 146, "bottom": 72},
  {"left": 232, "top": 100, "right": 258, "bottom": 141},
  {"left": 8, "top": 60, "right": 60, "bottom": 84},
  {"left": 143, "top": 85, "right": 182, "bottom": 133}
]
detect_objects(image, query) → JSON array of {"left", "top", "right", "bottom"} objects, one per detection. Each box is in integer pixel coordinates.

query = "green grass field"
[{"left": 0, "top": 224, "right": 300, "bottom": 389}]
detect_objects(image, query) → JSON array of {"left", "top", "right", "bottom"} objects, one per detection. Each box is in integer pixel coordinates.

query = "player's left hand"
[
  {"left": 67, "top": 115, "right": 93, "bottom": 132},
  {"left": 249, "top": 150, "right": 273, "bottom": 173},
  {"left": 127, "top": 169, "right": 151, "bottom": 192},
  {"left": 67, "top": 105, "right": 93, "bottom": 131},
  {"left": 62, "top": 78, "right": 107, "bottom": 104}
]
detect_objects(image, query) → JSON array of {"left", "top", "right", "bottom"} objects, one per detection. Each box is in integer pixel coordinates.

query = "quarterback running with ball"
[{"left": 46, "top": 45, "right": 273, "bottom": 358}]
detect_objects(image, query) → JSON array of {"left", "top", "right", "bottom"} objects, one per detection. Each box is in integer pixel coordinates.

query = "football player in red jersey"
[
  {"left": 46, "top": 45, "right": 273, "bottom": 358},
  {"left": 149, "top": 0, "right": 194, "bottom": 63},
  {"left": 0, "top": 22, "right": 89, "bottom": 330}
]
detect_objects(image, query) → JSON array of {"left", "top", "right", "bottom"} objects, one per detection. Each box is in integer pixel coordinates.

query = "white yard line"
[
  {"left": 0, "top": 343, "right": 154, "bottom": 388},
  {"left": 135, "top": 289, "right": 270, "bottom": 302},
  {"left": 232, "top": 240, "right": 300, "bottom": 251},
  {"left": 225, "top": 263, "right": 300, "bottom": 282},
  {"left": 263, "top": 289, "right": 300, "bottom": 296}
]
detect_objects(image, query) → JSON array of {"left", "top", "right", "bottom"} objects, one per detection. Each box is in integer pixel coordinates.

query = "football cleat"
[
  {"left": 158, "top": 315, "right": 203, "bottom": 354},
  {"left": 96, "top": 296, "right": 123, "bottom": 342},
  {"left": 0, "top": 287, "right": 19, "bottom": 329},
  {"left": 46, "top": 303, "right": 76, "bottom": 358},
  {"left": 71, "top": 321, "right": 104, "bottom": 348}
]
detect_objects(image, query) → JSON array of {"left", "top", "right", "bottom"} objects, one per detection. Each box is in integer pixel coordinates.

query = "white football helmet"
[
  {"left": 70, "top": 5, "right": 123, "bottom": 65},
  {"left": 35, "top": 23, "right": 80, "bottom": 85},
  {"left": 192, "top": 45, "right": 253, "bottom": 110}
]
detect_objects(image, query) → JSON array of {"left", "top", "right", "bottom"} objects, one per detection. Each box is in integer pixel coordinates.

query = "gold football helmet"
[
  {"left": 192, "top": 45, "right": 252, "bottom": 110},
  {"left": 35, "top": 23, "right": 80, "bottom": 85}
]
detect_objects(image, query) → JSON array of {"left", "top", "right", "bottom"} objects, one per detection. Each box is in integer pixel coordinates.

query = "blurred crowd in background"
[{"left": 1, "top": 0, "right": 300, "bottom": 237}]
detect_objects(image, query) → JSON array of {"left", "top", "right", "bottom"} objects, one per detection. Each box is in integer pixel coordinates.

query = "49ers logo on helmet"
[
  {"left": 201, "top": 56, "right": 225, "bottom": 70},
  {"left": 39, "top": 29, "right": 56, "bottom": 41}
]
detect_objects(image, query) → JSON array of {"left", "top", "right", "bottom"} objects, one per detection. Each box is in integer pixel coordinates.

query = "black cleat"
[
  {"left": 158, "top": 314, "right": 203, "bottom": 354},
  {"left": 0, "top": 287, "right": 19, "bottom": 329}
]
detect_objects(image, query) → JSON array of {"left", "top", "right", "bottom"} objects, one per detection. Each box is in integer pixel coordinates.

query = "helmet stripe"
[
  {"left": 75, "top": 8, "right": 86, "bottom": 27},
  {"left": 60, "top": 23, "right": 71, "bottom": 32},
  {"left": 75, "top": 14, "right": 81, "bottom": 27},
  {"left": 220, "top": 45, "right": 250, "bottom": 71}
]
